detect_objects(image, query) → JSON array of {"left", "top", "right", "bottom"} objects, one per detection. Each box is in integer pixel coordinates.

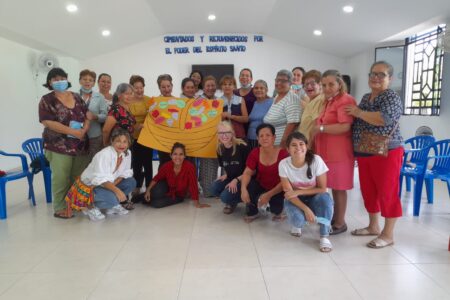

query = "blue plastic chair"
[
  {"left": 0, "top": 150, "right": 36, "bottom": 219},
  {"left": 22, "top": 138, "right": 52, "bottom": 203},
  {"left": 400, "top": 136, "right": 435, "bottom": 193},
  {"left": 423, "top": 139, "right": 450, "bottom": 205},
  {"left": 399, "top": 136, "right": 435, "bottom": 216}
]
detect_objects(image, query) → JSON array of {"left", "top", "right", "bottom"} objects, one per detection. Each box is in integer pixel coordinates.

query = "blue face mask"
[
  {"left": 80, "top": 87, "right": 92, "bottom": 94},
  {"left": 291, "top": 84, "right": 302, "bottom": 90},
  {"left": 241, "top": 83, "right": 252, "bottom": 89},
  {"left": 52, "top": 80, "right": 69, "bottom": 92}
]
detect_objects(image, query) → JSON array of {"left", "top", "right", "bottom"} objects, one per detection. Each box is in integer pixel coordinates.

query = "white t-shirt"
[{"left": 278, "top": 154, "right": 328, "bottom": 190}]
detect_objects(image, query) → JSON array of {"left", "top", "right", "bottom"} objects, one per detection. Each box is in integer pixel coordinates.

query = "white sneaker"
[
  {"left": 290, "top": 226, "right": 302, "bottom": 237},
  {"left": 105, "top": 205, "right": 129, "bottom": 215},
  {"left": 83, "top": 207, "right": 105, "bottom": 221}
]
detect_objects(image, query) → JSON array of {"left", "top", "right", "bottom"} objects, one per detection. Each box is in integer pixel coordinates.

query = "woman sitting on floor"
[
  {"left": 78, "top": 128, "right": 136, "bottom": 221},
  {"left": 210, "top": 121, "right": 250, "bottom": 214},
  {"left": 143, "top": 143, "right": 210, "bottom": 209},
  {"left": 279, "top": 132, "right": 333, "bottom": 252}
]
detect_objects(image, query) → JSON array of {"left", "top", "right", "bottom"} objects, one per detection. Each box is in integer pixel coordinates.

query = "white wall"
[
  {"left": 345, "top": 48, "right": 450, "bottom": 140},
  {"left": 82, "top": 34, "right": 347, "bottom": 96},
  {"left": 0, "top": 36, "right": 81, "bottom": 170}
]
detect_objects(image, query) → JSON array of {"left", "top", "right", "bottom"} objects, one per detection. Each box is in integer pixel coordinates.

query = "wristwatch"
[{"left": 319, "top": 125, "right": 324, "bottom": 132}]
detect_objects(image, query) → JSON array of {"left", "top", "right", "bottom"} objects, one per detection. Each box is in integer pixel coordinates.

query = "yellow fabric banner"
[{"left": 137, "top": 97, "right": 223, "bottom": 158}]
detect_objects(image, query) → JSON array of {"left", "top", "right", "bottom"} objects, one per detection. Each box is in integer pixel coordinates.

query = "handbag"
[
  {"left": 64, "top": 177, "right": 94, "bottom": 216},
  {"left": 355, "top": 122, "right": 399, "bottom": 157}
]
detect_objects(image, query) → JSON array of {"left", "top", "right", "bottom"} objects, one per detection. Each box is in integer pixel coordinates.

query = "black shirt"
[{"left": 217, "top": 143, "right": 250, "bottom": 180}]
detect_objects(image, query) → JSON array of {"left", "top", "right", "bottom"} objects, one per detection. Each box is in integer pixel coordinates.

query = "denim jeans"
[
  {"left": 210, "top": 179, "right": 242, "bottom": 206},
  {"left": 284, "top": 193, "right": 333, "bottom": 236},
  {"left": 93, "top": 177, "right": 136, "bottom": 209}
]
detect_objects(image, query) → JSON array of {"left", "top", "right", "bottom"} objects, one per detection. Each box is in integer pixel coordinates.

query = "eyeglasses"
[
  {"left": 368, "top": 72, "right": 388, "bottom": 79},
  {"left": 218, "top": 131, "right": 232, "bottom": 136}
]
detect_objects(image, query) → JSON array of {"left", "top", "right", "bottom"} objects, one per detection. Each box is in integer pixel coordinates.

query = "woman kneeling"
[
  {"left": 144, "top": 143, "right": 210, "bottom": 208},
  {"left": 279, "top": 132, "right": 333, "bottom": 252},
  {"left": 81, "top": 128, "right": 136, "bottom": 221}
]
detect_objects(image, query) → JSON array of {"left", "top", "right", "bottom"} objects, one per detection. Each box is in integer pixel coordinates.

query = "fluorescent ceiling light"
[
  {"left": 101, "top": 30, "right": 111, "bottom": 37},
  {"left": 66, "top": 4, "right": 78, "bottom": 13},
  {"left": 313, "top": 30, "right": 322, "bottom": 36},
  {"left": 343, "top": 5, "right": 354, "bottom": 13},
  {"left": 208, "top": 14, "right": 216, "bottom": 21}
]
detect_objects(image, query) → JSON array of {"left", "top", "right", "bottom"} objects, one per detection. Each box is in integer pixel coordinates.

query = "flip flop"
[
  {"left": 351, "top": 228, "right": 380, "bottom": 236},
  {"left": 53, "top": 212, "right": 74, "bottom": 219},
  {"left": 330, "top": 223, "right": 347, "bottom": 235},
  {"left": 272, "top": 214, "right": 286, "bottom": 222},
  {"left": 367, "top": 237, "right": 394, "bottom": 249}
]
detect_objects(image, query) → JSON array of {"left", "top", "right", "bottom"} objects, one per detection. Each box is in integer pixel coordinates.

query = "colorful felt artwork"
[{"left": 137, "top": 97, "right": 223, "bottom": 158}]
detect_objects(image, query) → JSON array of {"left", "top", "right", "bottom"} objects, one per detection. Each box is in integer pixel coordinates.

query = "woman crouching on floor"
[
  {"left": 279, "top": 132, "right": 333, "bottom": 252},
  {"left": 72, "top": 128, "right": 136, "bottom": 221}
]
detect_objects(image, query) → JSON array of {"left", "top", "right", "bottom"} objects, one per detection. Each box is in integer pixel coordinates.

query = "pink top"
[
  {"left": 246, "top": 147, "right": 289, "bottom": 190},
  {"left": 314, "top": 93, "right": 356, "bottom": 163}
]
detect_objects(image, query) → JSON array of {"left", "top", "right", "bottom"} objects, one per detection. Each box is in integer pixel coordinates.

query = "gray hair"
[
  {"left": 370, "top": 61, "right": 394, "bottom": 77},
  {"left": 254, "top": 79, "right": 268, "bottom": 90},
  {"left": 112, "top": 83, "right": 133, "bottom": 104},
  {"left": 322, "top": 69, "right": 347, "bottom": 94},
  {"left": 276, "top": 69, "right": 293, "bottom": 84}
]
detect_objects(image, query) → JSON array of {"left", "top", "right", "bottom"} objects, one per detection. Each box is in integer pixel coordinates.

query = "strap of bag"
[{"left": 387, "top": 122, "right": 399, "bottom": 139}]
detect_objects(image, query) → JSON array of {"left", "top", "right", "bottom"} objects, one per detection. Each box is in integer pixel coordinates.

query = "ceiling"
[{"left": 0, "top": 0, "right": 449, "bottom": 59}]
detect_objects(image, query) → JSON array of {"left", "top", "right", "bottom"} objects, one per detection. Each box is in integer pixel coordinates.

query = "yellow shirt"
[
  {"left": 129, "top": 95, "right": 151, "bottom": 139},
  {"left": 298, "top": 94, "right": 325, "bottom": 142}
]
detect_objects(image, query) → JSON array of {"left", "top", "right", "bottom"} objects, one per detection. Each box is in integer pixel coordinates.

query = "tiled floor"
[{"left": 1, "top": 172, "right": 449, "bottom": 300}]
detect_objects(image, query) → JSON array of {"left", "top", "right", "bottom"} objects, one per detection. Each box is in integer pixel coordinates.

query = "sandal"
[
  {"left": 367, "top": 237, "right": 394, "bottom": 249},
  {"left": 223, "top": 205, "right": 236, "bottom": 215},
  {"left": 330, "top": 223, "right": 347, "bottom": 235},
  {"left": 290, "top": 227, "right": 302, "bottom": 237},
  {"left": 244, "top": 213, "right": 260, "bottom": 223},
  {"left": 272, "top": 213, "right": 286, "bottom": 222},
  {"left": 351, "top": 228, "right": 380, "bottom": 236},
  {"left": 53, "top": 211, "right": 74, "bottom": 219},
  {"left": 121, "top": 201, "right": 135, "bottom": 210},
  {"left": 319, "top": 237, "right": 333, "bottom": 252}
]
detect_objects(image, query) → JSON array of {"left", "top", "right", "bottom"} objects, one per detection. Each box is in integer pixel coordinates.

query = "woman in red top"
[
  {"left": 143, "top": 143, "right": 210, "bottom": 209},
  {"left": 311, "top": 70, "right": 356, "bottom": 235},
  {"left": 241, "top": 123, "right": 289, "bottom": 223}
]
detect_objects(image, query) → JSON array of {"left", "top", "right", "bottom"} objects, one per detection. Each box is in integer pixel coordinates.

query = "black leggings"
[
  {"left": 246, "top": 179, "right": 284, "bottom": 216},
  {"left": 149, "top": 181, "right": 184, "bottom": 208},
  {"left": 132, "top": 141, "right": 153, "bottom": 188}
]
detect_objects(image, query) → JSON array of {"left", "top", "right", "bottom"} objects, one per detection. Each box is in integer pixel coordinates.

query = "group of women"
[{"left": 38, "top": 60, "right": 404, "bottom": 252}]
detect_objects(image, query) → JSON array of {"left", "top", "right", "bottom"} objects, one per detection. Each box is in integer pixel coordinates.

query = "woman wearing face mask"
[
  {"left": 39, "top": 67, "right": 91, "bottom": 219},
  {"left": 311, "top": 70, "right": 357, "bottom": 235},
  {"left": 234, "top": 68, "right": 257, "bottom": 114},
  {"left": 180, "top": 78, "right": 196, "bottom": 98},
  {"left": 78, "top": 69, "right": 108, "bottom": 159},
  {"left": 128, "top": 75, "right": 153, "bottom": 198},
  {"left": 247, "top": 80, "right": 273, "bottom": 149},
  {"left": 198, "top": 76, "right": 220, "bottom": 197},
  {"left": 154, "top": 74, "right": 175, "bottom": 168},
  {"left": 298, "top": 70, "right": 325, "bottom": 146},
  {"left": 291, "top": 67, "right": 308, "bottom": 100},
  {"left": 190, "top": 70, "right": 203, "bottom": 97},
  {"left": 98, "top": 73, "right": 113, "bottom": 108}
]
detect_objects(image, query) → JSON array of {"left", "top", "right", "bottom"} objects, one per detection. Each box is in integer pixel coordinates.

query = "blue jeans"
[
  {"left": 93, "top": 177, "right": 136, "bottom": 209},
  {"left": 210, "top": 179, "right": 242, "bottom": 206},
  {"left": 284, "top": 193, "right": 333, "bottom": 236}
]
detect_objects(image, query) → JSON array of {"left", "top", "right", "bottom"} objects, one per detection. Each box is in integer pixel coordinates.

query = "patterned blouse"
[
  {"left": 38, "top": 92, "right": 88, "bottom": 156},
  {"left": 108, "top": 104, "right": 136, "bottom": 137},
  {"left": 352, "top": 89, "right": 403, "bottom": 154}
]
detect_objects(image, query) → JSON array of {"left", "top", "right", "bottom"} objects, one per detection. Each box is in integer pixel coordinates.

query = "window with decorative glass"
[{"left": 403, "top": 25, "right": 445, "bottom": 116}]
